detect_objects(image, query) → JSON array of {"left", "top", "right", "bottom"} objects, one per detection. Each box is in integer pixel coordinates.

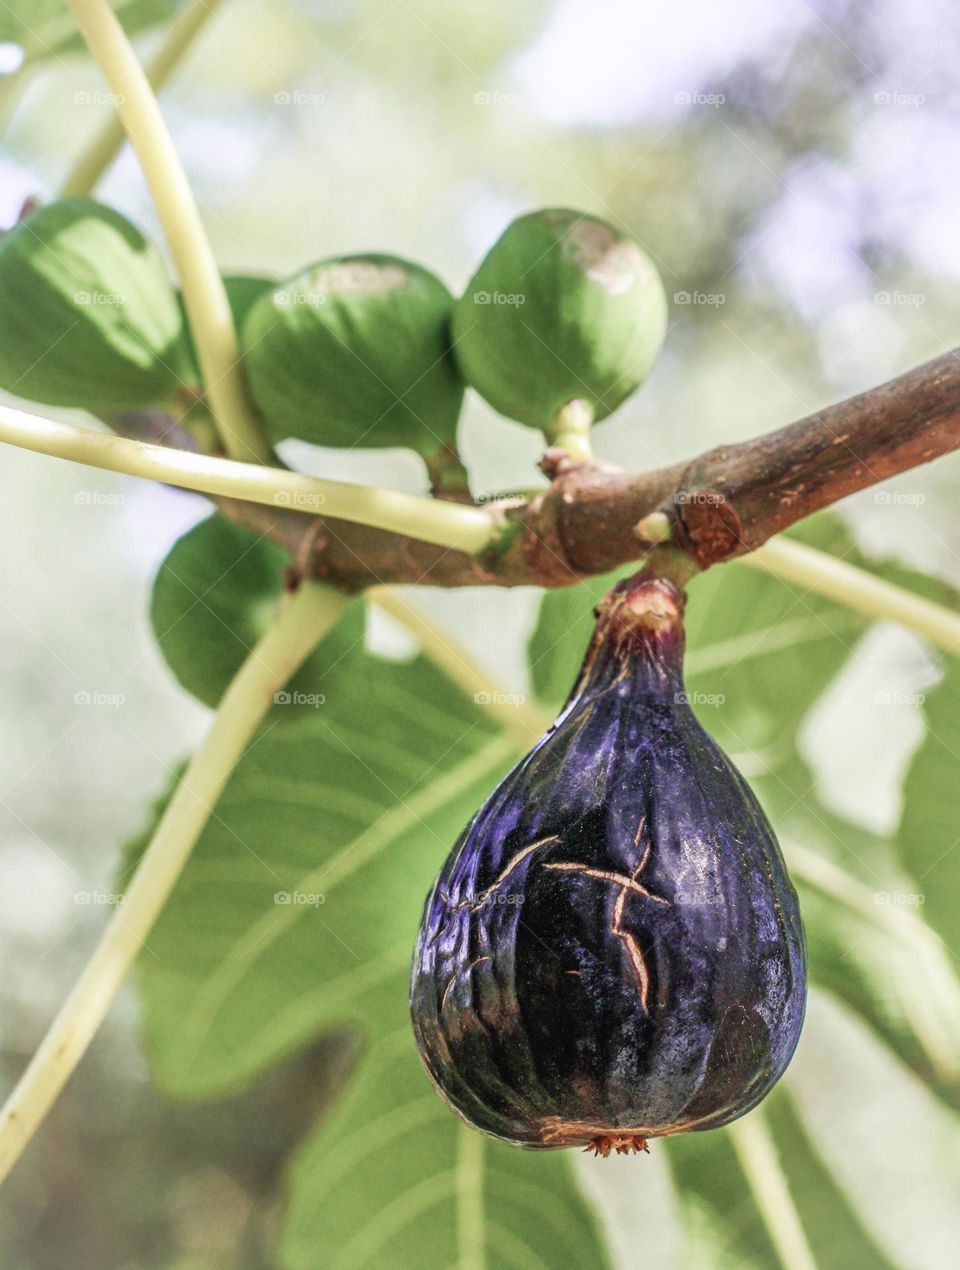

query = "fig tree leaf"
[
  {"left": 897, "top": 662, "right": 960, "bottom": 954},
  {"left": 125, "top": 635, "right": 517, "bottom": 1098},
  {"left": 667, "top": 1089, "right": 897, "bottom": 1270},
  {"left": 150, "top": 512, "right": 363, "bottom": 710},
  {"left": 281, "top": 974, "right": 609, "bottom": 1270},
  {"left": 756, "top": 755, "right": 960, "bottom": 1111}
]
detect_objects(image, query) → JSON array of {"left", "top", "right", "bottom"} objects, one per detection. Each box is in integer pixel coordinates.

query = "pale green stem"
[
  {"left": 727, "top": 1111, "right": 819, "bottom": 1270},
  {"left": 63, "top": 0, "right": 269, "bottom": 464},
  {"left": 742, "top": 536, "right": 960, "bottom": 656},
  {"left": 545, "top": 398, "right": 594, "bottom": 461},
  {"left": 456, "top": 1126, "right": 486, "bottom": 1270},
  {"left": 0, "top": 581, "right": 348, "bottom": 1185},
  {"left": 0, "top": 405, "right": 496, "bottom": 553},
  {"left": 370, "top": 589, "right": 550, "bottom": 747},
  {"left": 61, "top": 0, "right": 224, "bottom": 198}
]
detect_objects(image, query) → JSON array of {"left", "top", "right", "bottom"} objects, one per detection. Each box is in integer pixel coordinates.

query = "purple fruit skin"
[{"left": 410, "top": 580, "right": 807, "bottom": 1149}]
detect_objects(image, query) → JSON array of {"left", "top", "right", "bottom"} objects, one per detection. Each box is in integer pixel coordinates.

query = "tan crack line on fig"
[
  {"left": 543, "top": 822, "right": 669, "bottom": 1014},
  {"left": 445, "top": 835, "right": 561, "bottom": 914},
  {"left": 440, "top": 955, "right": 491, "bottom": 1014}
]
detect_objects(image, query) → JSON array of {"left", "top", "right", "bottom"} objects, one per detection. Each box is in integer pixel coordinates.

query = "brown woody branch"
[{"left": 187, "top": 347, "right": 960, "bottom": 589}]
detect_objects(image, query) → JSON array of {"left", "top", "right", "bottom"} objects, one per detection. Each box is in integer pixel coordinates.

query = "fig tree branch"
[
  {"left": 2, "top": 344, "right": 959, "bottom": 651},
  {"left": 235, "top": 345, "right": 960, "bottom": 592}
]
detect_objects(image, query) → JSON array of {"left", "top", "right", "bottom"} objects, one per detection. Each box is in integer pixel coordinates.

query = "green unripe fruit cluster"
[
  {"left": 241, "top": 255, "right": 465, "bottom": 462},
  {"left": 452, "top": 208, "right": 667, "bottom": 437},
  {"left": 0, "top": 199, "right": 668, "bottom": 475},
  {"left": 0, "top": 199, "right": 188, "bottom": 415}
]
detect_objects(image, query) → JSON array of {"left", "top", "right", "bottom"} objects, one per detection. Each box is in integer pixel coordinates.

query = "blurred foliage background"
[{"left": 0, "top": 0, "right": 959, "bottom": 1266}]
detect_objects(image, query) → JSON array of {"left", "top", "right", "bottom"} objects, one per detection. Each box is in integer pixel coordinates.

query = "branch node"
[{"left": 673, "top": 489, "right": 744, "bottom": 566}]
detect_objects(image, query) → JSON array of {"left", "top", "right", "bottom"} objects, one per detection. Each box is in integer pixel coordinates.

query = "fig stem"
[
  {"left": 425, "top": 443, "right": 474, "bottom": 502},
  {"left": 0, "top": 404, "right": 498, "bottom": 553},
  {"left": 545, "top": 399, "right": 595, "bottom": 461},
  {"left": 63, "top": 0, "right": 270, "bottom": 466},
  {"left": 60, "top": 0, "right": 224, "bottom": 199},
  {"left": 0, "top": 581, "right": 350, "bottom": 1187},
  {"left": 370, "top": 588, "right": 550, "bottom": 746},
  {"left": 742, "top": 536, "right": 960, "bottom": 655},
  {"left": 727, "top": 1112, "right": 818, "bottom": 1270}
]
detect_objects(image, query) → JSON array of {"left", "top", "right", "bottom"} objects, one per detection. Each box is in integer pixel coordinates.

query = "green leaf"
[
  {"left": 668, "top": 1089, "right": 897, "bottom": 1270},
  {"left": 897, "top": 662, "right": 960, "bottom": 954},
  {"left": 682, "top": 517, "right": 867, "bottom": 761},
  {"left": 1, "top": 0, "right": 182, "bottom": 58},
  {"left": 281, "top": 976, "right": 609, "bottom": 1270},
  {"left": 753, "top": 755, "right": 960, "bottom": 1110},
  {"left": 127, "top": 632, "right": 517, "bottom": 1097},
  {"left": 150, "top": 512, "right": 364, "bottom": 710}
]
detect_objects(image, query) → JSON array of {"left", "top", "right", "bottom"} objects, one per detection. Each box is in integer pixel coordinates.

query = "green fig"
[
  {"left": 452, "top": 208, "right": 667, "bottom": 449},
  {"left": 240, "top": 255, "right": 466, "bottom": 489},
  {"left": 0, "top": 198, "right": 188, "bottom": 415}
]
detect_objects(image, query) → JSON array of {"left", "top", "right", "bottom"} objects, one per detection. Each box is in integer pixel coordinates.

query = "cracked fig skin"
[{"left": 410, "top": 579, "right": 806, "bottom": 1152}]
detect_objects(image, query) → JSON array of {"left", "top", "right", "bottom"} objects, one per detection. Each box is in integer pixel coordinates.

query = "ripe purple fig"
[{"left": 410, "top": 578, "right": 806, "bottom": 1154}]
